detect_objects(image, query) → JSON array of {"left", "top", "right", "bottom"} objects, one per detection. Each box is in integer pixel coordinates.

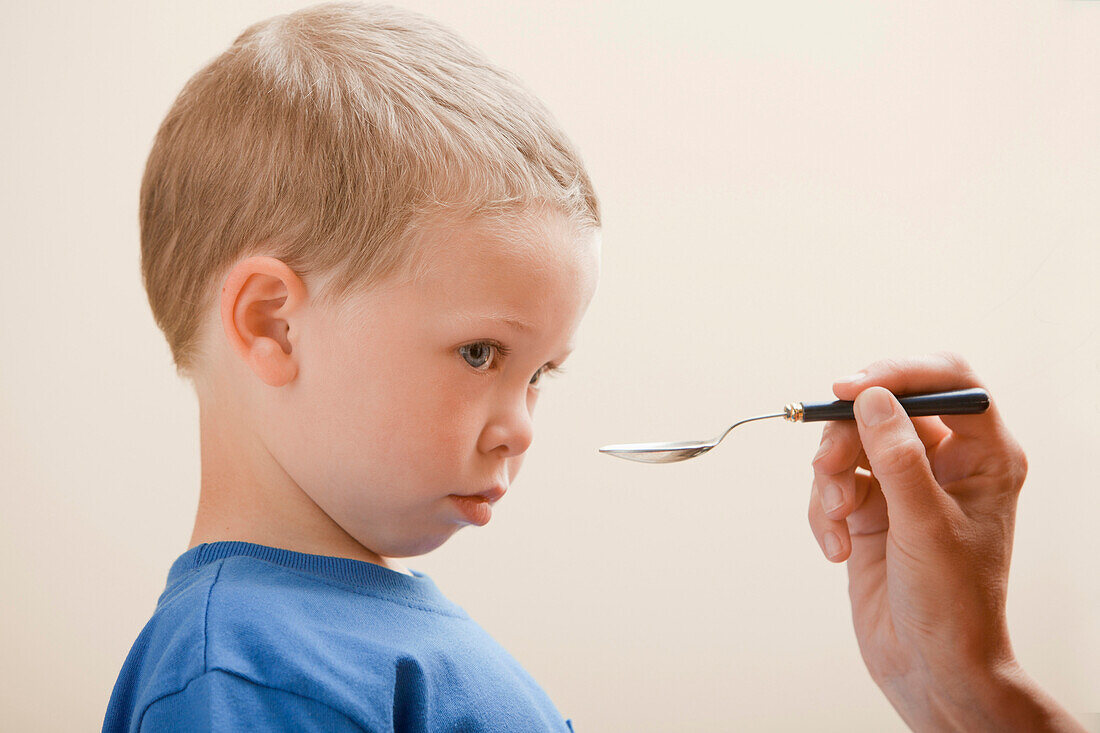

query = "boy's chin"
[{"left": 369, "top": 525, "right": 462, "bottom": 559}]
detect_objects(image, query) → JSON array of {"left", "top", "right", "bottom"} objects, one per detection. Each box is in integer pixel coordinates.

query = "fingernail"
[
  {"left": 823, "top": 531, "right": 842, "bottom": 558},
  {"left": 834, "top": 372, "right": 866, "bottom": 385},
  {"left": 857, "top": 388, "right": 894, "bottom": 426},
  {"left": 821, "top": 482, "right": 844, "bottom": 515},
  {"left": 813, "top": 439, "right": 833, "bottom": 462}
]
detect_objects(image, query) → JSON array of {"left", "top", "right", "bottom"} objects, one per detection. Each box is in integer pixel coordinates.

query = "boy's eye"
[
  {"left": 458, "top": 341, "right": 551, "bottom": 387},
  {"left": 459, "top": 342, "right": 496, "bottom": 370}
]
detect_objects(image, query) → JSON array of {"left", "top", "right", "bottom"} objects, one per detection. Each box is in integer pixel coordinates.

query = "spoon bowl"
[{"left": 598, "top": 412, "right": 785, "bottom": 463}]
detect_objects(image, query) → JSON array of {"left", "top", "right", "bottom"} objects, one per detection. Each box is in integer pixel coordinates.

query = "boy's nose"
[{"left": 479, "top": 394, "right": 535, "bottom": 457}]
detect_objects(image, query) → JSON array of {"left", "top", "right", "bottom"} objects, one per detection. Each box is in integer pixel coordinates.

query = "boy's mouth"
[
  {"left": 449, "top": 494, "right": 495, "bottom": 526},
  {"left": 459, "top": 485, "right": 507, "bottom": 504}
]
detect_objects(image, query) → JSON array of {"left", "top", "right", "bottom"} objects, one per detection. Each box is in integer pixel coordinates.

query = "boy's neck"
[{"left": 189, "top": 394, "right": 412, "bottom": 576}]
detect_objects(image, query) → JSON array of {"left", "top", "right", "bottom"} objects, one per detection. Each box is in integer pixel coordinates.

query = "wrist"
[{"left": 924, "top": 659, "right": 1087, "bottom": 733}]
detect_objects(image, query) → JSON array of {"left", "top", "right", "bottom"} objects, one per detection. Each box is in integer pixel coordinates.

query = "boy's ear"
[{"left": 219, "top": 256, "right": 309, "bottom": 387}]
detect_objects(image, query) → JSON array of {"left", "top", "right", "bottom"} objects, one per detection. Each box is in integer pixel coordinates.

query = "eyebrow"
[
  {"left": 450, "top": 313, "right": 576, "bottom": 360},
  {"left": 453, "top": 313, "right": 536, "bottom": 333}
]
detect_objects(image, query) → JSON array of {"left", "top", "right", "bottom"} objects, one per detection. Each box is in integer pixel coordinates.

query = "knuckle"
[
  {"left": 865, "top": 356, "right": 902, "bottom": 379},
  {"left": 812, "top": 427, "right": 841, "bottom": 472},
  {"left": 1009, "top": 444, "right": 1029, "bottom": 491},
  {"left": 808, "top": 485, "right": 824, "bottom": 526},
  {"left": 935, "top": 350, "right": 974, "bottom": 378},
  {"left": 983, "top": 433, "right": 1029, "bottom": 493},
  {"left": 912, "top": 512, "right": 958, "bottom": 549},
  {"left": 873, "top": 436, "right": 927, "bottom": 478}
]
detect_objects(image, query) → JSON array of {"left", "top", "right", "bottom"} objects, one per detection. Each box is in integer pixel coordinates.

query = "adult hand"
[{"left": 807, "top": 352, "right": 1085, "bottom": 732}]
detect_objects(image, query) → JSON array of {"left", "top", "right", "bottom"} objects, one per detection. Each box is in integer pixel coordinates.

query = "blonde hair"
[{"left": 139, "top": 1, "right": 600, "bottom": 380}]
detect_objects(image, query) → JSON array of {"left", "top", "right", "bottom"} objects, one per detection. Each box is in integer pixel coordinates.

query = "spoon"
[{"left": 598, "top": 387, "right": 990, "bottom": 464}]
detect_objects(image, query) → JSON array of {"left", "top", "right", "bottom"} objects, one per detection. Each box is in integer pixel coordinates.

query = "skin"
[
  {"left": 808, "top": 352, "right": 1087, "bottom": 732},
  {"left": 189, "top": 223, "right": 1078, "bottom": 728},
  {"left": 188, "top": 206, "right": 600, "bottom": 576}
]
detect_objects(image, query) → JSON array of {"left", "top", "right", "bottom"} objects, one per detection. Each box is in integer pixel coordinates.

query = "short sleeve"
[{"left": 138, "top": 669, "right": 363, "bottom": 732}]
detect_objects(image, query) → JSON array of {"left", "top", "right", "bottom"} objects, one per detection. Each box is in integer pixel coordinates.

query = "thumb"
[{"left": 853, "top": 387, "right": 953, "bottom": 531}]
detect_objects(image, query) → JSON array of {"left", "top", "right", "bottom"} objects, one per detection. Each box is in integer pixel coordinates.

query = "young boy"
[{"left": 103, "top": 2, "right": 600, "bottom": 730}]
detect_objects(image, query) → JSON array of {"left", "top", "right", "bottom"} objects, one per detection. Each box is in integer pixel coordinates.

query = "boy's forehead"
[
  {"left": 408, "top": 209, "right": 593, "bottom": 283},
  {"left": 332, "top": 215, "right": 597, "bottom": 341},
  {"left": 395, "top": 212, "right": 598, "bottom": 331}
]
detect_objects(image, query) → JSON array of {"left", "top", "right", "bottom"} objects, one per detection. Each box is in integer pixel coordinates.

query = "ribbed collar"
[{"left": 167, "top": 540, "right": 465, "bottom": 616}]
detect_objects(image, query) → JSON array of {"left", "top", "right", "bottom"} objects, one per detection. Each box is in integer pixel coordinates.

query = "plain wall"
[{"left": 1, "top": 1, "right": 1098, "bottom": 730}]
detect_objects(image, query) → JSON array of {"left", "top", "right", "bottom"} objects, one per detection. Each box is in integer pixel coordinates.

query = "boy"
[{"left": 103, "top": 2, "right": 600, "bottom": 730}]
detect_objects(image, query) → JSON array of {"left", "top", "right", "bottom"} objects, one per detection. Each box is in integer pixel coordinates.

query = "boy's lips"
[
  {"left": 448, "top": 486, "right": 506, "bottom": 526},
  {"left": 458, "top": 485, "right": 506, "bottom": 504}
]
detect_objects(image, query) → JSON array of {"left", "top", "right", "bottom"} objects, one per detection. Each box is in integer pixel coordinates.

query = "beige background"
[{"left": 2, "top": 1, "right": 1098, "bottom": 730}]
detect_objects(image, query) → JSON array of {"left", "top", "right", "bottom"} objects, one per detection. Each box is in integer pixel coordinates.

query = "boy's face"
[{"left": 261, "top": 208, "right": 600, "bottom": 559}]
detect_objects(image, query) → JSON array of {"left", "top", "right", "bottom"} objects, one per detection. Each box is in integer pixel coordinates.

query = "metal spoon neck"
[{"left": 723, "top": 411, "right": 787, "bottom": 439}]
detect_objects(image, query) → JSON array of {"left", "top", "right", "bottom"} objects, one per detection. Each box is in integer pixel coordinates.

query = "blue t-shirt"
[{"left": 103, "top": 541, "right": 575, "bottom": 732}]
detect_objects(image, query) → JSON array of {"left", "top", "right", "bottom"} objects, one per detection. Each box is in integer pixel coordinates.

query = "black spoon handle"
[{"left": 795, "top": 387, "right": 990, "bottom": 423}]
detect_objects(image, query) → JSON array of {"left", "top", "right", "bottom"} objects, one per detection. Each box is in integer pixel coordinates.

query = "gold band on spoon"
[{"left": 783, "top": 402, "right": 805, "bottom": 422}]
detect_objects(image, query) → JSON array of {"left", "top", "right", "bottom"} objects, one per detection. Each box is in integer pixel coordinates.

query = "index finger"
[{"left": 831, "top": 351, "right": 1006, "bottom": 440}]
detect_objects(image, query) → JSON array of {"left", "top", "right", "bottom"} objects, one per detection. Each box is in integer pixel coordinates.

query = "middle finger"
[{"left": 812, "top": 421, "right": 864, "bottom": 520}]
